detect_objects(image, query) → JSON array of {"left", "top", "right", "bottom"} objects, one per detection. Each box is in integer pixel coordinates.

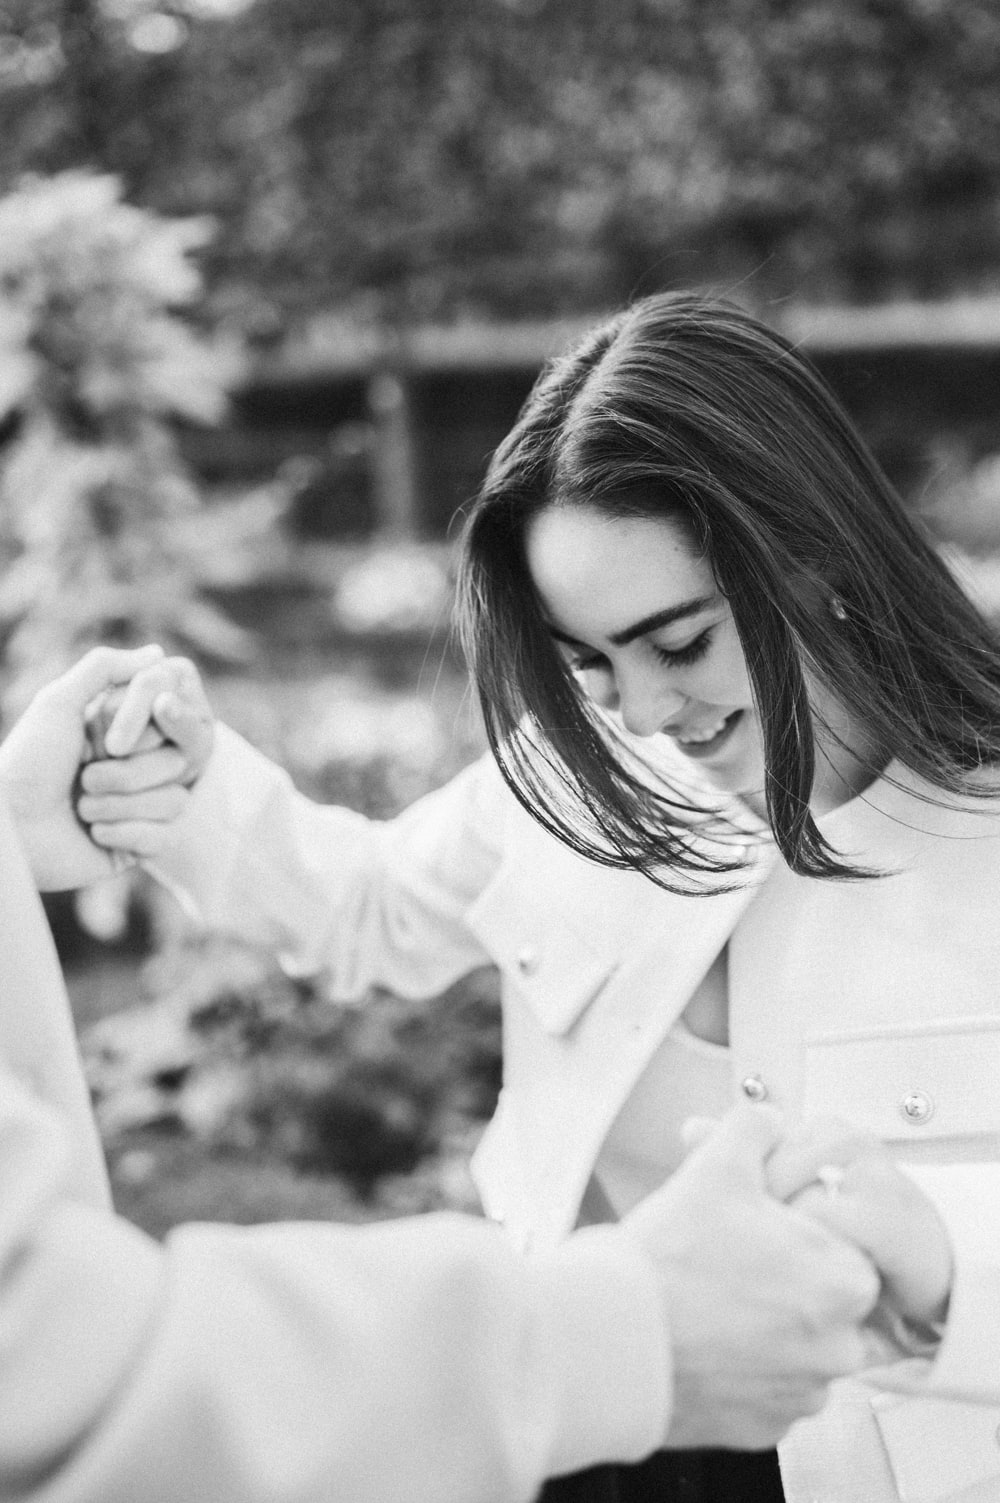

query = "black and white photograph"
[{"left": 2, "top": 4, "right": 1000, "bottom": 1500}]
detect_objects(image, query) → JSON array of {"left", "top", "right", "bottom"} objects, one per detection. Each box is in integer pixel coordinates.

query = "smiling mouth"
[{"left": 670, "top": 710, "right": 743, "bottom": 758}]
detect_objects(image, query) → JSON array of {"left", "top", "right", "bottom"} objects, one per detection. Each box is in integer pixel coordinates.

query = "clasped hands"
[
  {"left": 767, "top": 1117, "right": 952, "bottom": 1351},
  {"left": 620, "top": 1099, "right": 953, "bottom": 1450},
  {"left": 0, "top": 646, "right": 956, "bottom": 1452},
  {"left": 0, "top": 645, "right": 214, "bottom": 890}
]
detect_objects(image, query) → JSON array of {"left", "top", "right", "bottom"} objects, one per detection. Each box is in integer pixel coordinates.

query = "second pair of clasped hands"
[{"left": 0, "top": 644, "right": 955, "bottom": 1450}]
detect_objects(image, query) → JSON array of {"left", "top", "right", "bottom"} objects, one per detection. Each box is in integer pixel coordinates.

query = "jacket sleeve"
[
  {"left": 146, "top": 725, "right": 507, "bottom": 1000},
  {"left": 860, "top": 1163, "right": 1000, "bottom": 1403},
  {"left": 0, "top": 1069, "right": 670, "bottom": 1503}
]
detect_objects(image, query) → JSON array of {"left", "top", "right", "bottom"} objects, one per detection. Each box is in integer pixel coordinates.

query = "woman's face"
[{"left": 525, "top": 506, "right": 766, "bottom": 804}]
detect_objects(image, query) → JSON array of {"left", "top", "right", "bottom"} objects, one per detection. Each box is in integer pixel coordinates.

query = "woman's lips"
[{"left": 670, "top": 709, "right": 743, "bottom": 760}]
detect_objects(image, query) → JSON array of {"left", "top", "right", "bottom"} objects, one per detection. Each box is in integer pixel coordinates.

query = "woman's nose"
[{"left": 616, "top": 666, "right": 684, "bottom": 738}]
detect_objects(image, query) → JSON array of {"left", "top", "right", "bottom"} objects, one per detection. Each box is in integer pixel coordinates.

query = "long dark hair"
[{"left": 457, "top": 291, "right": 1000, "bottom": 889}]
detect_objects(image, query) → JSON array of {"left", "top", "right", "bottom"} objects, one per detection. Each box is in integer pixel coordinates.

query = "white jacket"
[
  {"left": 152, "top": 726, "right": 1000, "bottom": 1503},
  {"left": 0, "top": 788, "right": 670, "bottom": 1503}
]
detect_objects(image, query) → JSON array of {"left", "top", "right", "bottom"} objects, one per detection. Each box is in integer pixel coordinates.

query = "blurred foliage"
[
  {"left": 0, "top": 169, "right": 250, "bottom": 715},
  {"left": 206, "top": 644, "right": 484, "bottom": 815},
  {"left": 84, "top": 933, "right": 501, "bottom": 1207},
  {"left": 0, "top": 1, "right": 997, "bottom": 339}
]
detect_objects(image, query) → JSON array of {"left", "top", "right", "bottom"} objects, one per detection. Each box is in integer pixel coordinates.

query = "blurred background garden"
[{"left": 3, "top": 0, "right": 1000, "bottom": 1234}]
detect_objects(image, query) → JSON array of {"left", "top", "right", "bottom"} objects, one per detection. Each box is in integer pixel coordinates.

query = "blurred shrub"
[
  {"left": 84, "top": 934, "right": 502, "bottom": 1204},
  {"left": 0, "top": 170, "right": 250, "bottom": 718},
  {"left": 208, "top": 658, "right": 485, "bottom": 819},
  {"left": 286, "top": 688, "right": 459, "bottom": 817}
]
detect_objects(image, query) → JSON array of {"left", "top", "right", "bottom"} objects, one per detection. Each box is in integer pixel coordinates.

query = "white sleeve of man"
[
  {"left": 0, "top": 1070, "right": 669, "bottom": 1503},
  {"left": 146, "top": 725, "right": 507, "bottom": 1000}
]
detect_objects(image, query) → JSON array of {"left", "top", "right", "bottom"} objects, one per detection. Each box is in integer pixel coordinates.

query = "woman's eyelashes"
[
  {"left": 567, "top": 629, "right": 714, "bottom": 676},
  {"left": 650, "top": 629, "right": 713, "bottom": 668}
]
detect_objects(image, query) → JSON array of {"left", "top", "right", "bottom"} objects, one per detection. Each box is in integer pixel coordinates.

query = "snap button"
[
  {"left": 899, "top": 1090, "right": 934, "bottom": 1125},
  {"left": 740, "top": 1074, "right": 769, "bottom": 1103},
  {"left": 516, "top": 946, "right": 540, "bottom": 976}
]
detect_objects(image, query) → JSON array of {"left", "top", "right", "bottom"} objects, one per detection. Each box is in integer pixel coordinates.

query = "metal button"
[
  {"left": 899, "top": 1090, "right": 934, "bottom": 1125},
  {"left": 740, "top": 1074, "right": 769, "bottom": 1103},
  {"left": 516, "top": 947, "right": 540, "bottom": 976}
]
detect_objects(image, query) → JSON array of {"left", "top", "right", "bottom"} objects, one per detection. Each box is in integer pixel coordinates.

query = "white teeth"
[{"left": 677, "top": 715, "right": 731, "bottom": 745}]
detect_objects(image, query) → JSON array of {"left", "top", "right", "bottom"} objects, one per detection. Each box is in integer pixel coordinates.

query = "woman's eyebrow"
[
  {"left": 608, "top": 597, "right": 716, "bottom": 646},
  {"left": 547, "top": 594, "right": 718, "bottom": 651}
]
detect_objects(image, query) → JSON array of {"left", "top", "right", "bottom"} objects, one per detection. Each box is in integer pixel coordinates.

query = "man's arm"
[{"left": 0, "top": 1066, "right": 669, "bottom": 1503}]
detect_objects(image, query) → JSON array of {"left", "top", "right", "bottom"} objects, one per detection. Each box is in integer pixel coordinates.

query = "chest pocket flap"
[
  {"left": 804, "top": 1016, "right": 1000, "bottom": 1143},
  {"left": 466, "top": 867, "right": 622, "bottom": 1036}
]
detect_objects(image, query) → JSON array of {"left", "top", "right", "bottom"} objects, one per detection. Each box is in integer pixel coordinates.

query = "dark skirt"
[{"left": 538, "top": 1448, "right": 784, "bottom": 1503}]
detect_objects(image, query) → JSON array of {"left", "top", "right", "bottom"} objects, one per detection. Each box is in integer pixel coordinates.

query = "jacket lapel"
[{"left": 471, "top": 816, "right": 763, "bottom": 1247}]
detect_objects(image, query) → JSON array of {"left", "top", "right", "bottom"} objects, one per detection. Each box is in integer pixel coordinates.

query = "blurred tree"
[
  {"left": 670, "top": 1, "right": 1000, "bottom": 301},
  {"left": 0, "top": 1, "right": 998, "bottom": 327},
  {"left": 0, "top": 169, "right": 248, "bottom": 717}
]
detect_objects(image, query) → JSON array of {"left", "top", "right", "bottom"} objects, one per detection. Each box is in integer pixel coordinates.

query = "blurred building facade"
[{"left": 181, "top": 297, "right": 1000, "bottom": 549}]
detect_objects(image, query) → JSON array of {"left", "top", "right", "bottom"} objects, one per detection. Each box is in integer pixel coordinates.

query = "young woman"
[
  {"left": 454, "top": 292, "right": 1000, "bottom": 1501},
  {"left": 77, "top": 294, "right": 1000, "bottom": 1503}
]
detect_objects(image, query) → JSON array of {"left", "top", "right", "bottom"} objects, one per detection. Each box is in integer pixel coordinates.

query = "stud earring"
[{"left": 829, "top": 595, "right": 848, "bottom": 622}]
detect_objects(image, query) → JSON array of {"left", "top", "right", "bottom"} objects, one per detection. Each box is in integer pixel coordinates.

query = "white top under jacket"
[
  {"left": 150, "top": 724, "right": 1000, "bottom": 1503},
  {"left": 0, "top": 788, "right": 669, "bottom": 1503}
]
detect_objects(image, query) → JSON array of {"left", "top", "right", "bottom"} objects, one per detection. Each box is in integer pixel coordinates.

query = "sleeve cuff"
[
  {"left": 865, "top": 1164, "right": 1000, "bottom": 1402},
  {"left": 143, "top": 723, "right": 281, "bottom": 925}
]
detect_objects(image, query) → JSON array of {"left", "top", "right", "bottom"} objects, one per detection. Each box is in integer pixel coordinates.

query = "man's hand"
[
  {"left": 0, "top": 645, "right": 174, "bottom": 889},
  {"left": 623, "top": 1101, "right": 879, "bottom": 1451},
  {"left": 76, "top": 653, "right": 216, "bottom": 868},
  {"left": 766, "top": 1117, "right": 954, "bottom": 1334}
]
